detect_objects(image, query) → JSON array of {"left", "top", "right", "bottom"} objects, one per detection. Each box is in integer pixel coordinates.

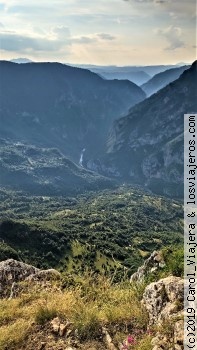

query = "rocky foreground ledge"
[{"left": 0, "top": 258, "right": 184, "bottom": 349}]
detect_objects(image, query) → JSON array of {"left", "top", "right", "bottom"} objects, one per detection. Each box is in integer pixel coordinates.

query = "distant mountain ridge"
[
  {"left": 88, "top": 61, "right": 197, "bottom": 197},
  {"left": 141, "top": 65, "right": 190, "bottom": 96},
  {"left": 11, "top": 58, "right": 33, "bottom": 64},
  {"left": 70, "top": 64, "right": 184, "bottom": 86},
  {"left": 90, "top": 69, "right": 151, "bottom": 85},
  {"left": 0, "top": 61, "right": 145, "bottom": 164}
]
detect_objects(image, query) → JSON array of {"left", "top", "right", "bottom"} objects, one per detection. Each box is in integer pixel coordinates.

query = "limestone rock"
[
  {"left": 142, "top": 276, "right": 183, "bottom": 326},
  {"left": 59, "top": 321, "right": 71, "bottom": 336},
  {"left": 0, "top": 259, "right": 38, "bottom": 284},
  {"left": 143, "top": 276, "right": 184, "bottom": 350},
  {"left": 50, "top": 317, "right": 60, "bottom": 334},
  {"left": 26, "top": 268, "right": 61, "bottom": 281},
  {"left": 130, "top": 251, "right": 165, "bottom": 283},
  {"left": 0, "top": 259, "right": 60, "bottom": 298},
  {"left": 102, "top": 327, "right": 118, "bottom": 350},
  {"left": 174, "top": 320, "right": 184, "bottom": 349}
]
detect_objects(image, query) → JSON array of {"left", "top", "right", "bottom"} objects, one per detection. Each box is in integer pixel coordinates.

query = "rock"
[
  {"left": 0, "top": 259, "right": 60, "bottom": 298},
  {"left": 102, "top": 327, "right": 118, "bottom": 350},
  {"left": 9, "top": 281, "right": 18, "bottom": 299},
  {"left": 50, "top": 317, "right": 72, "bottom": 338},
  {"left": 50, "top": 317, "right": 60, "bottom": 334},
  {"left": 0, "top": 259, "right": 38, "bottom": 284},
  {"left": 27, "top": 268, "right": 61, "bottom": 281},
  {"left": 130, "top": 251, "right": 165, "bottom": 283},
  {"left": 174, "top": 320, "right": 184, "bottom": 349},
  {"left": 142, "top": 276, "right": 183, "bottom": 326},
  {"left": 66, "top": 329, "right": 73, "bottom": 338},
  {"left": 151, "top": 333, "right": 169, "bottom": 349},
  {"left": 143, "top": 276, "right": 184, "bottom": 350},
  {"left": 59, "top": 322, "right": 69, "bottom": 336}
]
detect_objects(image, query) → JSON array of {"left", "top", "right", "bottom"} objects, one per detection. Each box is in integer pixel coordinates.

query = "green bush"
[
  {"left": 162, "top": 246, "right": 184, "bottom": 277},
  {"left": 35, "top": 306, "right": 57, "bottom": 325}
]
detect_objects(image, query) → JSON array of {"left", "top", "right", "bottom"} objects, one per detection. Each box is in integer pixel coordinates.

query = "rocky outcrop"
[
  {"left": 0, "top": 259, "right": 60, "bottom": 298},
  {"left": 142, "top": 276, "right": 184, "bottom": 350},
  {"left": 130, "top": 251, "right": 165, "bottom": 283}
]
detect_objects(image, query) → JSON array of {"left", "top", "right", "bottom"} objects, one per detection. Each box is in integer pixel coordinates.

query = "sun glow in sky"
[{"left": 0, "top": 0, "right": 196, "bottom": 65}]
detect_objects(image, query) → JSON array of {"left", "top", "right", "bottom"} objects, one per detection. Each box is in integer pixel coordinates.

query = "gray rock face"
[
  {"left": 130, "top": 251, "right": 165, "bottom": 283},
  {"left": 0, "top": 259, "right": 60, "bottom": 297},
  {"left": 142, "top": 276, "right": 184, "bottom": 350},
  {"left": 142, "top": 276, "right": 184, "bottom": 325}
]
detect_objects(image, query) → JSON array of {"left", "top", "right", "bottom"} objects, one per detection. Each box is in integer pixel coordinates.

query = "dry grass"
[{"left": 0, "top": 274, "right": 148, "bottom": 349}]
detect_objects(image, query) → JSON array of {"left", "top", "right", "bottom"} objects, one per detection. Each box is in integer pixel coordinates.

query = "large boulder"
[
  {"left": 142, "top": 276, "right": 184, "bottom": 350},
  {"left": 0, "top": 259, "right": 60, "bottom": 297}
]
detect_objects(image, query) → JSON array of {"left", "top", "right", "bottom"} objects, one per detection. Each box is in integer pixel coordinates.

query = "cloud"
[
  {"left": 52, "top": 26, "right": 70, "bottom": 40},
  {"left": 72, "top": 33, "right": 116, "bottom": 44},
  {"left": 0, "top": 27, "right": 116, "bottom": 53},
  {"left": 72, "top": 36, "right": 95, "bottom": 44},
  {"left": 123, "top": 0, "right": 167, "bottom": 3},
  {"left": 97, "top": 33, "right": 116, "bottom": 40},
  {"left": 0, "top": 0, "right": 195, "bottom": 64},
  {"left": 0, "top": 30, "right": 70, "bottom": 52},
  {"left": 123, "top": 0, "right": 196, "bottom": 18},
  {"left": 155, "top": 25, "right": 185, "bottom": 50}
]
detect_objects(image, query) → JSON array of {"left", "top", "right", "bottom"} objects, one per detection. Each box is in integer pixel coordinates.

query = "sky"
[{"left": 0, "top": 0, "right": 196, "bottom": 65}]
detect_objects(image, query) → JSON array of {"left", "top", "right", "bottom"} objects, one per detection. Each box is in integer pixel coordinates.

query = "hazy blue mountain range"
[
  {"left": 90, "top": 69, "right": 151, "bottom": 86},
  {"left": 0, "top": 61, "right": 145, "bottom": 164},
  {"left": 141, "top": 65, "right": 190, "bottom": 97},
  {"left": 71, "top": 63, "right": 185, "bottom": 85},
  {"left": 87, "top": 61, "right": 197, "bottom": 197}
]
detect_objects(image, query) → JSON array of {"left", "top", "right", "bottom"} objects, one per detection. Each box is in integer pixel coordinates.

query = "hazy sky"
[{"left": 0, "top": 0, "right": 196, "bottom": 65}]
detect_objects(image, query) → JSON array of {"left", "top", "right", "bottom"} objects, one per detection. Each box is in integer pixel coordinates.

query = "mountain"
[
  {"left": 141, "top": 65, "right": 190, "bottom": 97},
  {"left": 0, "top": 61, "right": 145, "bottom": 164},
  {"left": 71, "top": 64, "right": 182, "bottom": 86},
  {"left": 0, "top": 139, "right": 114, "bottom": 195},
  {"left": 89, "top": 61, "right": 197, "bottom": 197},
  {"left": 91, "top": 69, "right": 151, "bottom": 85},
  {"left": 11, "top": 58, "right": 33, "bottom": 64}
]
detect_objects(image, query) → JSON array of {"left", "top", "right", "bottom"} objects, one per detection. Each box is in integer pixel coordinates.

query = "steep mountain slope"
[
  {"left": 90, "top": 61, "right": 197, "bottom": 197},
  {"left": 141, "top": 65, "right": 190, "bottom": 96},
  {"left": 0, "top": 61, "right": 145, "bottom": 163},
  {"left": 0, "top": 139, "right": 113, "bottom": 195}
]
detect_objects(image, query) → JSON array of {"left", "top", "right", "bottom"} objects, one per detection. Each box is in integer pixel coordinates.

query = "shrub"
[{"left": 35, "top": 305, "right": 57, "bottom": 325}]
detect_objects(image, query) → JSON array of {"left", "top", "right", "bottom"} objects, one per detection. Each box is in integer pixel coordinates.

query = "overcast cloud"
[{"left": 0, "top": 0, "right": 196, "bottom": 64}]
